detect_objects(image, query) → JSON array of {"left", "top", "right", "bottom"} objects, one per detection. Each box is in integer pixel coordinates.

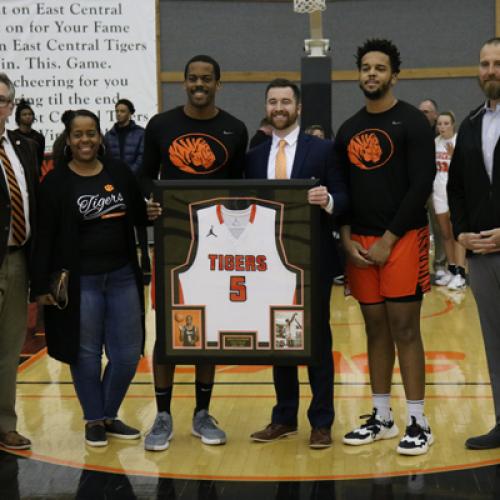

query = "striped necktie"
[
  {"left": 275, "top": 139, "right": 287, "bottom": 179},
  {"left": 0, "top": 137, "right": 26, "bottom": 246}
]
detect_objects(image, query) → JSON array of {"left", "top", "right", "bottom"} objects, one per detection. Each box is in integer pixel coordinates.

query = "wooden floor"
[{"left": 4, "top": 283, "right": 500, "bottom": 499}]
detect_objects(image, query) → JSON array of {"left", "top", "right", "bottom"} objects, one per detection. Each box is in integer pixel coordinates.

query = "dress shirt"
[
  {"left": 0, "top": 130, "right": 30, "bottom": 245},
  {"left": 266, "top": 126, "right": 333, "bottom": 214},
  {"left": 482, "top": 101, "right": 500, "bottom": 182},
  {"left": 267, "top": 126, "right": 300, "bottom": 180}
]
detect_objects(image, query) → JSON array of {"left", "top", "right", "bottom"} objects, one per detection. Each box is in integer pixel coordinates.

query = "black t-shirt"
[
  {"left": 141, "top": 106, "right": 248, "bottom": 188},
  {"left": 71, "top": 168, "right": 130, "bottom": 274},
  {"left": 334, "top": 100, "right": 436, "bottom": 237}
]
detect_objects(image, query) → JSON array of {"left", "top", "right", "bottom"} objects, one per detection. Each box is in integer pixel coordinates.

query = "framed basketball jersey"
[{"left": 153, "top": 180, "right": 321, "bottom": 364}]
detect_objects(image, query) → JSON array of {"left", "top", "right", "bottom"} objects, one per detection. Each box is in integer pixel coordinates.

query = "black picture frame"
[{"left": 152, "top": 179, "right": 321, "bottom": 365}]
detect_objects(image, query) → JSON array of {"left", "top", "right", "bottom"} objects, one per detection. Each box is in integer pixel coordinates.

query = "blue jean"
[{"left": 70, "top": 264, "right": 142, "bottom": 421}]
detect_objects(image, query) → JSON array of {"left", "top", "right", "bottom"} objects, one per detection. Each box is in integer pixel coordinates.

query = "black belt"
[{"left": 7, "top": 245, "right": 24, "bottom": 253}]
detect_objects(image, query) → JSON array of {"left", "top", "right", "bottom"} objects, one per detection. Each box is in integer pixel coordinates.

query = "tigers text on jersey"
[{"left": 172, "top": 201, "right": 302, "bottom": 347}]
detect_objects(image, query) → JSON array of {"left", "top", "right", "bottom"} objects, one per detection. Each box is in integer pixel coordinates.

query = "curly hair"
[
  {"left": 356, "top": 39, "right": 402, "bottom": 74},
  {"left": 14, "top": 98, "right": 33, "bottom": 125}
]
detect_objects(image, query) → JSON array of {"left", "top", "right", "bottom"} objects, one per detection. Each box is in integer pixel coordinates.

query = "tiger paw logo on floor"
[
  {"left": 347, "top": 129, "right": 394, "bottom": 170},
  {"left": 169, "top": 133, "right": 228, "bottom": 175}
]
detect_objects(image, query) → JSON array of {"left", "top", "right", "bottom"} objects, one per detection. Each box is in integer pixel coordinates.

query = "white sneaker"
[
  {"left": 397, "top": 416, "right": 434, "bottom": 456},
  {"left": 343, "top": 408, "right": 399, "bottom": 446},
  {"left": 447, "top": 274, "right": 466, "bottom": 291},
  {"left": 434, "top": 271, "right": 453, "bottom": 286}
]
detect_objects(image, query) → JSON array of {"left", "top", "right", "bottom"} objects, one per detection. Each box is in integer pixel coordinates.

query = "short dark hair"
[
  {"left": 116, "top": 98, "right": 135, "bottom": 114},
  {"left": 265, "top": 78, "right": 301, "bottom": 103},
  {"left": 184, "top": 55, "right": 221, "bottom": 81},
  {"left": 15, "top": 98, "right": 34, "bottom": 125},
  {"left": 305, "top": 124, "right": 325, "bottom": 134},
  {"left": 65, "top": 109, "right": 102, "bottom": 136},
  {"left": 356, "top": 39, "right": 402, "bottom": 74},
  {"left": 483, "top": 37, "right": 500, "bottom": 47}
]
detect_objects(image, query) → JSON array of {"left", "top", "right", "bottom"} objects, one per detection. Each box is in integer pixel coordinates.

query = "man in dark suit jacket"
[
  {"left": 0, "top": 73, "right": 38, "bottom": 450},
  {"left": 246, "top": 78, "right": 348, "bottom": 448}
]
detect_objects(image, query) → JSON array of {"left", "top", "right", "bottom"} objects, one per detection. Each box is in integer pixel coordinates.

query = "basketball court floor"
[{"left": 2, "top": 282, "right": 500, "bottom": 499}]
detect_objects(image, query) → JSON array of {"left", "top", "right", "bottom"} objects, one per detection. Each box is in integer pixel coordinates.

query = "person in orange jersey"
[
  {"left": 140, "top": 55, "right": 248, "bottom": 451},
  {"left": 334, "top": 39, "right": 436, "bottom": 455}
]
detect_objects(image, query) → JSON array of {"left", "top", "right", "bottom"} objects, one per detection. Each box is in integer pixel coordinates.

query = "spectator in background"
[
  {"left": 419, "top": 98, "right": 447, "bottom": 283},
  {"left": 432, "top": 111, "right": 466, "bottom": 290},
  {"left": 249, "top": 117, "right": 273, "bottom": 149},
  {"left": 14, "top": 99, "right": 45, "bottom": 170},
  {"left": 104, "top": 99, "right": 150, "bottom": 282},
  {"left": 418, "top": 99, "right": 439, "bottom": 135},
  {"left": 305, "top": 124, "right": 326, "bottom": 140}
]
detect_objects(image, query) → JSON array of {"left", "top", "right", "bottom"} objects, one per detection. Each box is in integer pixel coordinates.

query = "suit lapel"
[
  {"left": 471, "top": 112, "right": 484, "bottom": 158},
  {"left": 0, "top": 159, "right": 7, "bottom": 196},
  {"left": 258, "top": 141, "right": 272, "bottom": 178},
  {"left": 290, "top": 133, "right": 309, "bottom": 179}
]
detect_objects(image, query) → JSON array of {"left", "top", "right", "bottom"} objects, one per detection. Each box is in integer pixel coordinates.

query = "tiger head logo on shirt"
[
  {"left": 347, "top": 129, "right": 394, "bottom": 170},
  {"left": 169, "top": 133, "right": 229, "bottom": 175}
]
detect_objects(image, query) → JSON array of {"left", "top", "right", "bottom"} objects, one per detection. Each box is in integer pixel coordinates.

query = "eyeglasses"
[{"left": 0, "top": 97, "right": 13, "bottom": 108}]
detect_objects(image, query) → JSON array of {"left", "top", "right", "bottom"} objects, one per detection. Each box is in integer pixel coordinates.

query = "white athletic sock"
[
  {"left": 407, "top": 399, "right": 425, "bottom": 427},
  {"left": 372, "top": 394, "right": 391, "bottom": 422}
]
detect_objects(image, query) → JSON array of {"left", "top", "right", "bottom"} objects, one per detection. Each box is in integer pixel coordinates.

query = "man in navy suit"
[{"left": 246, "top": 78, "right": 348, "bottom": 448}]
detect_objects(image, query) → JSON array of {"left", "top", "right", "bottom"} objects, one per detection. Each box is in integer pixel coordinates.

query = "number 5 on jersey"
[{"left": 230, "top": 276, "right": 247, "bottom": 302}]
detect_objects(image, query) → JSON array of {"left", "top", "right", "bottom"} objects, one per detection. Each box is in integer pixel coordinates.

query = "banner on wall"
[{"left": 0, "top": 0, "right": 157, "bottom": 149}]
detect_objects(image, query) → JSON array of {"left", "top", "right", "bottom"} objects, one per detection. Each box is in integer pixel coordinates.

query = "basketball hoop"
[
  {"left": 293, "top": 0, "right": 329, "bottom": 56},
  {"left": 293, "top": 0, "right": 326, "bottom": 14}
]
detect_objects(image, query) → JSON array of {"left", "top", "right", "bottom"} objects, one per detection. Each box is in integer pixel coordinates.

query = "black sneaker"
[
  {"left": 85, "top": 424, "right": 108, "bottom": 447},
  {"left": 397, "top": 416, "right": 433, "bottom": 456},
  {"left": 466, "top": 426, "right": 500, "bottom": 450},
  {"left": 104, "top": 419, "right": 141, "bottom": 440}
]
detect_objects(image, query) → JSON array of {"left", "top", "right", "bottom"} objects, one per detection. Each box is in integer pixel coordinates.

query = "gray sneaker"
[
  {"left": 192, "top": 409, "right": 227, "bottom": 445},
  {"left": 144, "top": 412, "right": 173, "bottom": 451}
]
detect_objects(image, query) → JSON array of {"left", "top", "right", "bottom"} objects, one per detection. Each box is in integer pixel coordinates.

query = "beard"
[
  {"left": 479, "top": 77, "right": 500, "bottom": 101},
  {"left": 359, "top": 79, "right": 392, "bottom": 100},
  {"left": 268, "top": 110, "right": 299, "bottom": 130}
]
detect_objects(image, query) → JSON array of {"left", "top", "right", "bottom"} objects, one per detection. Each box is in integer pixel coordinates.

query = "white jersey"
[
  {"left": 174, "top": 202, "right": 300, "bottom": 347},
  {"left": 433, "top": 134, "right": 457, "bottom": 214}
]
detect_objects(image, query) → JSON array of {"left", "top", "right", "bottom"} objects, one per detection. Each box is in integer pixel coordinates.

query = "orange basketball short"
[{"left": 346, "top": 226, "right": 430, "bottom": 304}]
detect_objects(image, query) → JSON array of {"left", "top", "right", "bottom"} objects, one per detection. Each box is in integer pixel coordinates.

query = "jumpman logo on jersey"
[{"left": 206, "top": 225, "right": 218, "bottom": 238}]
